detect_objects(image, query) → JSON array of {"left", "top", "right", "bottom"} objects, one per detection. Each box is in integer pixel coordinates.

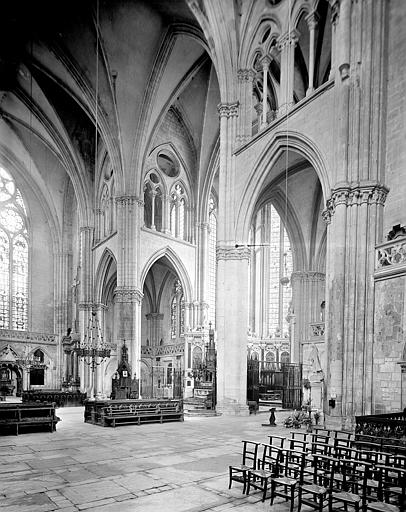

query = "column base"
[
  {"left": 216, "top": 399, "right": 250, "bottom": 416},
  {"left": 323, "top": 413, "right": 355, "bottom": 432}
]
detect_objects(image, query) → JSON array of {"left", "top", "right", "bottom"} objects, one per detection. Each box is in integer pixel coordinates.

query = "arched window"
[
  {"left": 208, "top": 195, "right": 217, "bottom": 328},
  {"left": 170, "top": 184, "right": 187, "bottom": 240},
  {"left": 0, "top": 167, "right": 28, "bottom": 331},
  {"left": 143, "top": 171, "right": 163, "bottom": 231},
  {"left": 251, "top": 203, "right": 293, "bottom": 338},
  {"left": 170, "top": 279, "right": 185, "bottom": 340}
]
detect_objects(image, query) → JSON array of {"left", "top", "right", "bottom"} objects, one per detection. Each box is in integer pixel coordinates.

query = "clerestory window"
[{"left": 0, "top": 167, "right": 28, "bottom": 331}]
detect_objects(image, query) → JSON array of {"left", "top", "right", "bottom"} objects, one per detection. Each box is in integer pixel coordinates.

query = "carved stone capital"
[
  {"left": 290, "top": 271, "right": 326, "bottom": 284},
  {"left": 216, "top": 245, "right": 251, "bottom": 261},
  {"left": 114, "top": 287, "right": 144, "bottom": 304},
  {"left": 78, "top": 302, "right": 93, "bottom": 311},
  {"left": 323, "top": 182, "right": 389, "bottom": 223},
  {"left": 305, "top": 11, "right": 319, "bottom": 30},
  {"left": 329, "top": 0, "right": 340, "bottom": 25},
  {"left": 237, "top": 69, "right": 256, "bottom": 82},
  {"left": 277, "top": 30, "right": 299, "bottom": 51},
  {"left": 217, "top": 102, "right": 239, "bottom": 118},
  {"left": 115, "top": 195, "right": 143, "bottom": 207},
  {"left": 260, "top": 55, "right": 272, "bottom": 70},
  {"left": 93, "top": 302, "right": 108, "bottom": 311}
]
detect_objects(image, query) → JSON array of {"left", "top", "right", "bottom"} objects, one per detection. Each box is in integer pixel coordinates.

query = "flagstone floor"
[{"left": 0, "top": 403, "right": 301, "bottom": 511}]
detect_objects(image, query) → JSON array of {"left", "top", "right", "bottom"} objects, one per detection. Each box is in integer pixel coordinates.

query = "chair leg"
[
  {"left": 270, "top": 481, "right": 275, "bottom": 505},
  {"left": 290, "top": 487, "right": 295, "bottom": 512},
  {"left": 228, "top": 468, "right": 232, "bottom": 489},
  {"left": 262, "top": 479, "right": 268, "bottom": 502},
  {"left": 246, "top": 475, "right": 251, "bottom": 496},
  {"left": 242, "top": 472, "right": 247, "bottom": 494}
]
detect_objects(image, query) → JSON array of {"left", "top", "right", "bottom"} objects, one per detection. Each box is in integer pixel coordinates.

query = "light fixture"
[{"left": 77, "top": 311, "right": 111, "bottom": 371}]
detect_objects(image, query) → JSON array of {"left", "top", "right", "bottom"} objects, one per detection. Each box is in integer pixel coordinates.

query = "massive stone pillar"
[
  {"left": 115, "top": 195, "right": 143, "bottom": 383},
  {"left": 216, "top": 101, "right": 249, "bottom": 415},
  {"left": 216, "top": 246, "right": 250, "bottom": 415},
  {"left": 322, "top": 0, "right": 389, "bottom": 428}
]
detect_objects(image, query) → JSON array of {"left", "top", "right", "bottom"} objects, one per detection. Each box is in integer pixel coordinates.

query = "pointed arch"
[
  {"left": 94, "top": 248, "right": 117, "bottom": 304},
  {"left": 140, "top": 246, "right": 192, "bottom": 303},
  {"left": 235, "top": 130, "right": 329, "bottom": 242}
]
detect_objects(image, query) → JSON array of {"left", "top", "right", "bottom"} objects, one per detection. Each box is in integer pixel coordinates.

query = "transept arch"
[{"left": 235, "top": 130, "right": 330, "bottom": 242}]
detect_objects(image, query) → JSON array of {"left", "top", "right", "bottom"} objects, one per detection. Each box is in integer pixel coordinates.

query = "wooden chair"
[
  {"left": 329, "top": 458, "right": 371, "bottom": 512},
  {"left": 228, "top": 440, "right": 260, "bottom": 494},
  {"left": 297, "top": 454, "right": 337, "bottom": 512},
  {"left": 270, "top": 449, "right": 306, "bottom": 512},
  {"left": 246, "top": 444, "right": 282, "bottom": 501},
  {"left": 365, "top": 465, "right": 406, "bottom": 512},
  {"left": 268, "top": 434, "right": 286, "bottom": 448}
]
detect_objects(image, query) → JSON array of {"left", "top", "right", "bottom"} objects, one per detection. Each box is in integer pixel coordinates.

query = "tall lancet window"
[
  {"left": 0, "top": 167, "right": 29, "bottom": 330},
  {"left": 170, "top": 184, "right": 187, "bottom": 240},
  {"left": 208, "top": 195, "right": 217, "bottom": 328},
  {"left": 268, "top": 204, "right": 292, "bottom": 336},
  {"left": 252, "top": 203, "right": 292, "bottom": 339},
  {"left": 170, "top": 278, "right": 185, "bottom": 340}
]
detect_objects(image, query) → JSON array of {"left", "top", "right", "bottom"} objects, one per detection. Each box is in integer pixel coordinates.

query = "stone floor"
[{"left": 0, "top": 404, "right": 301, "bottom": 512}]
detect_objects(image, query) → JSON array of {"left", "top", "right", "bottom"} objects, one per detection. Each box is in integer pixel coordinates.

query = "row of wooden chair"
[{"left": 228, "top": 430, "right": 406, "bottom": 511}]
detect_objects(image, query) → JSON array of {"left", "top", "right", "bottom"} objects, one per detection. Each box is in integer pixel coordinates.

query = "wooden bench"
[
  {"left": 101, "top": 401, "right": 184, "bottom": 427},
  {"left": 0, "top": 402, "right": 60, "bottom": 435}
]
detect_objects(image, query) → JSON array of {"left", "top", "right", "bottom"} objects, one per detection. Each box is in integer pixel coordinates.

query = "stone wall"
[{"left": 373, "top": 277, "right": 405, "bottom": 413}]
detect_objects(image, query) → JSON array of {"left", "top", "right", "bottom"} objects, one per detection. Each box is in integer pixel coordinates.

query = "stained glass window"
[
  {"left": 0, "top": 167, "right": 28, "bottom": 330},
  {"left": 252, "top": 203, "right": 292, "bottom": 338}
]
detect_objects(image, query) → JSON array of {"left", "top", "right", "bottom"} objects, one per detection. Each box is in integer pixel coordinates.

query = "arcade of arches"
[{"left": 0, "top": 0, "right": 404, "bottom": 429}]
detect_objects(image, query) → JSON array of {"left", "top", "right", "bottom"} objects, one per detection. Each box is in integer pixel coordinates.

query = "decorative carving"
[
  {"left": 237, "top": 69, "right": 256, "bottom": 82},
  {"left": 376, "top": 239, "right": 406, "bottom": 270},
  {"left": 323, "top": 182, "right": 389, "bottom": 223},
  {"left": 310, "top": 322, "right": 326, "bottom": 338},
  {"left": 277, "top": 30, "right": 299, "bottom": 51},
  {"left": 216, "top": 245, "right": 251, "bottom": 261},
  {"left": 115, "top": 195, "right": 143, "bottom": 207},
  {"left": 114, "top": 287, "right": 144, "bottom": 304},
  {"left": 141, "top": 343, "right": 184, "bottom": 357},
  {"left": 0, "top": 330, "right": 56, "bottom": 344},
  {"left": 217, "top": 102, "right": 239, "bottom": 118},
  {"left": 388, "top": 224, "right": 406, "bottom": 241}
]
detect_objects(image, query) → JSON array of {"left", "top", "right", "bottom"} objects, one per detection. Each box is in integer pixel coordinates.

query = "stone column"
[
  {"left": 260, "top": 56, "right": 272, "bottom": 129},
  {"left": 329, "top": 1, "right": 340, "bottom": 80},
  {"left": 322, "top": 0, "right": 389, "bottom": 428},
  {"left": 150, "top": 189, "right": 157, "bottom": 230},
  {"left": 323, "top": 184, "right": 388, "bottom": 428},
  {"left": 306, "top": 11, "right": 319, "bottom": 95},
  {"left": 216, "top": 100, "right": 249, "bottom": 415},
  {"left": 277, "top": 30, "right": 298, "bottom": 115},
  {"left": 54, "top": 249, "right": 72, "bottom": 389},
  {"left": 78, "top": 226, "right": 94, "bottom": 395},
  {"left": 237, "top": 69, "right": 255, "bottom": 145},
  {"left": 115, "top": 195, "right": 143, "bottom": 382},
  {"left": 217, "top": 246, "right": 250, "bottom": 415}
]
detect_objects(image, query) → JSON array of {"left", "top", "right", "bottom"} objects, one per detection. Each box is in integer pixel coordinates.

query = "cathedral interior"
[{"left": 0, "top": 0, "right": 404, "bottom": 432}]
